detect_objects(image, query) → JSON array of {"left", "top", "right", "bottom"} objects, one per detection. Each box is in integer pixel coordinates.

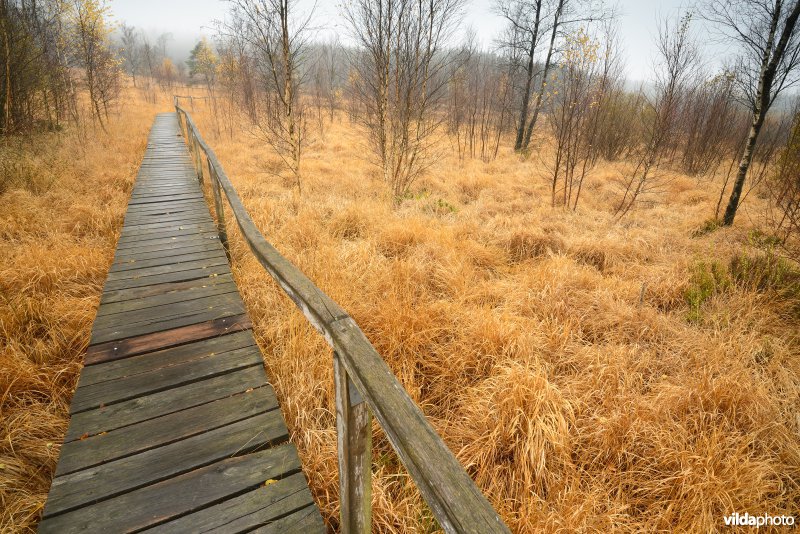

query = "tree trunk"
[
  {"left": 513, "top": 3, "right": 542, "bottom": 151},
  {"left": 723, "top": 112, "right": 765, "bottom": 225},
  {"left": 722, "top": 0, "right": 800, "bottom": 225},
  {"left": 523, "top": 0, "right": 563, "bottom": 149},
  {"left": 514, "top": 43, "right": 535, "bottom": 150}
]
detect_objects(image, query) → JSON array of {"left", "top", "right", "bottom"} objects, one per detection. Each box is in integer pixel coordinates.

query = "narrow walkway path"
[{"left": 39, "top": 113, "right": 324, "bottom": 533}]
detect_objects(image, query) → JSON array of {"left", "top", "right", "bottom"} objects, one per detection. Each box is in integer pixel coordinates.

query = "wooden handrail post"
[
  {"left": 334, "top": 352, "right": 372, "bottom": 534},
  {"left": 194, "top": 136, "right": 203, "bottom": 184},
  {"left": 209, "top": 160, "right": 230, "bottom": 260}
]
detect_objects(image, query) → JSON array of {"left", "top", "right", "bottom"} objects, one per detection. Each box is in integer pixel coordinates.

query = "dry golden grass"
[
  {"left": 2, "top": 88, "right": 799, "bottom": 533},
  {"left": 196, "top": 100, "right": 799, "bottom": 532},
  {"left": 0, "top": 92, "right": 160, "bottom": 532}
]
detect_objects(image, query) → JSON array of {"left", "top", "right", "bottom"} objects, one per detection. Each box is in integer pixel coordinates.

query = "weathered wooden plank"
[
  {"left": 96, "top": 281, "right": 238, "bottom": 317},
  {"left": 122, "top": 213, "right": 212, "bottom": 227},
  {"left": 128, "top": 193, "right": 204, "bottom": 206},
  {"left": 109, "top": 249, "right": 227, "bottom": 273},
  {"left": 102, "top": 265, "right": 229, "bottom": 292},
  {"left": 112, "top": 241, "right": 222, "bottom": 263},
  {"left": 85, "top": 314, "right": 251, "bottom": 363},
  {"left": 91, "top": 292, "right": 244, "bottom": 334},
  {"left": 117, "top": 222, "right": 216, "bottom": 239},
  {"left": 144, "top": 473, "right": 320, "bottom": 534},
  {"left": 105, "top": 255, "right": 227, "bottom": 281},
  {"left": 38, "top": 444, "right": 303, "bottom": 533},
  {"left": 251, "top": 505, "right": 327, "bottom": 533},
  {"left": 44, "top": 412, "right": 288, "bottom": 517},
  {"left": 113, "top": 237, "right": 221, "bottom": 258},
  {"left": 117, "top": 224, "right": 217, "bottom": 244},
  {"left": 89, "top": 304, "right": 246, "bottom": 346},
  {"left": 119, "top": 218, "right": 214, "bottom": 234},
  {"left": 56, "top": 386, "right": 279, "bottom": 476},
  {"left": 70, "top": 344, "right": 262, "bottom": 414},
  {"left": 64, "top": 366, "right": 267, "bottom": 442},
  {"left": 100, "top": 272, "right": 232, "bottom": 304},
  {"left": 77, "top": 330, "right": 257, "bottom": 387}
]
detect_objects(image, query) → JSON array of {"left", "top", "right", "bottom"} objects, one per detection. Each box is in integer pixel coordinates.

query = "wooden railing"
[{"left": 173, "top": 102, "right": 510, "bottom": 534}]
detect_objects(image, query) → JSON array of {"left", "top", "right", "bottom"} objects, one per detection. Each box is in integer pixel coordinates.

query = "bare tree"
[
  {"left": 447, "top": 32, "right": 515, "bottom": 162},
  {"left": 767, "top": 101, "right": 800, "bottom": 258},
  {"left": 678, "top": 71, "right": 744, "bottom": 176},
  {"left": 67, "top": 0, "right": 120, "bottom": 131},
  {"left": 1, "top": 0, "right": 77, "bottom": 134},
  {"left": 615, "top": 12, "right": 701, "bottom": 218},
  {"left": 704, "top": 0, "right": 800, "bottom": 225},
  {"left": 119, "top": 24, "right": 141, "bottom": 86},
  {"left": 495, "top": 0, "right": 610, "bottom": 151},
  {"left": 220, "top": 0, "right": 313, "bottom": 191},
  {"left": 344, "top": 0, "right": 466, "bottom": 201}
]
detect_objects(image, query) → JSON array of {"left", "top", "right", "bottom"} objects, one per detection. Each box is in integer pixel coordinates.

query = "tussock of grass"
[{"left": 2, "top": 90, "right": 799, "bottom": 533}]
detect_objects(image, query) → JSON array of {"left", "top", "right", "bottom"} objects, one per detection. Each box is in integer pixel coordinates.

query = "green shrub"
[
  {"left": 685, "top": 260, "right": 730, "bottom": 323},
  {"left": 691, "top": 218, "right": 722, "bottom": 238},
  {"left": 729, "top": 252, "right": 800, "bottom": 296}
]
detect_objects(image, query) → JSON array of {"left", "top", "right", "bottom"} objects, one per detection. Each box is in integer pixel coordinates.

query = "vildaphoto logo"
[{"left": 723, "top": 512, "right": 795, "bottom": 528}]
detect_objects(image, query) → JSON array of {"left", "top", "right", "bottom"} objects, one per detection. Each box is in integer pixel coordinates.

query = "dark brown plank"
[
  {"left": 77, "top": 330, "right": 257, "bottom": 387},
  {"left": 56, "top": 386, "right": 279, "bottom": 476},
  {"left": 110, "top": 249, "right": 226, "bottom": 272},
  {"left": 112, "top": 241, "right": 222, "bottom": 263},
  {"left": 85, "top": 314, "right": 252, "bottom": 363},
  {"left": 91, "top": 293, "right": 245, "bottom": 339},
  {"left": 38, "top": 445, "right": 303, "bottom": 534},
  {"left": 112, "top": 234, "right": 221, "bottom": 255}
]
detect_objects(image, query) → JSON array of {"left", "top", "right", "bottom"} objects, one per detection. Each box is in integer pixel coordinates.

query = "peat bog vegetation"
[{"left": 2, "top": 0, "right": 800, "bottom": 532}]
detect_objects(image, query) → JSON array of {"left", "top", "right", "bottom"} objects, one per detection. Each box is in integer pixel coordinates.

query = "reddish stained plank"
[{"left": 85, "top": 314, "right": 253, "bottom": 365}]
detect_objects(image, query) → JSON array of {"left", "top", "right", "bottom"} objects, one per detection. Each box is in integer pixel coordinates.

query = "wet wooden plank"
[
  {"left": 105, "top": 256, "right": 228, "bottom": 281},
  {"left": 252, "top": 505, "right": 327, "bottom": 533},
  {"left": 44, "top": 412, "right": 289, "bottom": 517},
  {"left": 112, "top": 241, "right": 223, "bottom": 263}
]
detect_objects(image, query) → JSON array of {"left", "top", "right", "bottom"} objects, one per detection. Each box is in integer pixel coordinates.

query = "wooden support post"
[
  {"left": 334, "top": 352, "right": 372, "bottom": 534},
  {"left": 193, "top": 136, "right": 203, "bottom": 184},
  {"left": 209, "top": 160, "right": 230, "bottom": 260}
]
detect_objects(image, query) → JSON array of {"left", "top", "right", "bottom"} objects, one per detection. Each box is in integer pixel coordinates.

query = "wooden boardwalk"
[{"left": 39, "top": 114, "right": 325, "bottom": 533}]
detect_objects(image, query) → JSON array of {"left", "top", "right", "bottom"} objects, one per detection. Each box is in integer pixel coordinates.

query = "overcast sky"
[{"left": 109, "top": 0, "right": 713, "bottom": 84}]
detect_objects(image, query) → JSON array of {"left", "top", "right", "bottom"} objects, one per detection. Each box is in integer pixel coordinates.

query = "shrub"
[{"left": 685, "top": 260, "right": 730, "bottom": 323}]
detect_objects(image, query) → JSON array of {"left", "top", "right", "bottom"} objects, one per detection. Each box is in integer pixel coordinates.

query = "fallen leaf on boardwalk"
[
  {"left": 264, "top": 479, "right": 277, "bottom": 486},
  {"left": 245, "top": 388, "right": 254, "bottom": 393},
  {"left": 79, "top": 433, "right": 89, "bottom": 440}
]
